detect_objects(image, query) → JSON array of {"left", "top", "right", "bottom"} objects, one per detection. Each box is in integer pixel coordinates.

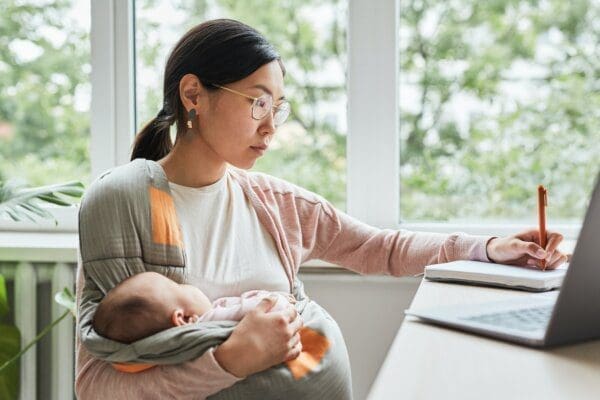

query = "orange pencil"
[{"left": 538, "top": 185, "right": 548, "bottom": 270}]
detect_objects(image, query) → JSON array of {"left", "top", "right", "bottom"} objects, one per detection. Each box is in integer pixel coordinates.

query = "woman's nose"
[{"left": 259, "top": 111, "right": 276, "bottom": 136}]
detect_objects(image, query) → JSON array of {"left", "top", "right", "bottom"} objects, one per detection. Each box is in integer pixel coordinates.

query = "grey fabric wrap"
[{"left": 78, "top": 159, "right": 353, "bottom": 399}]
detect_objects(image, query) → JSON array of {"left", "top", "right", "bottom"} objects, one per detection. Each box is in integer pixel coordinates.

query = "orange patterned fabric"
[
  {"left": 113, "top": 327, "right": 331, "bottom": 378},
  {"left": 285, "top": 327, "right": 331, "bottom": 380},
  {"left": 149, "top": 186, "right": 183, "bottom": 247},
  {"left": 112, "top": 363, "right": 156, "bottom": 373}
]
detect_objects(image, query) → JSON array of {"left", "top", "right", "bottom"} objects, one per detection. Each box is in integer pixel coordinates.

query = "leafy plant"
[
  {"left": 0, "top": 179, "right": 83, "bottom": 398},
  {"left": 0, "top": 287, "right": 75, "bottom": 373},
  {"left": 0, "top": 274, "right": 20, "bottom": 400},
  {"left": 0, "top": 180, "right": 84, "bottom": 225}
]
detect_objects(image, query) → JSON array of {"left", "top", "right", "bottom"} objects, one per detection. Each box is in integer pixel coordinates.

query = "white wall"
[{"left": 299, "top": 271, "right": 421, "bottom": 400}]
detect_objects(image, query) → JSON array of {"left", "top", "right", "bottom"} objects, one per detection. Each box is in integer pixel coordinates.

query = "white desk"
[{"left": 368, "top": 279, "right": 600, "bottom": 400}]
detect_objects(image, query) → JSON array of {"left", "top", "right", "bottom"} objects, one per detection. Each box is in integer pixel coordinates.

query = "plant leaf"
[
  {"left": 54, "top": 287, "right": 76, "bottom": 316},
  {"left": 4, "top": 208, "right": 35, "bottom": 223},
  {"left": 0, "top": 324, "right": 20, "bottom": 400},
  {"left": 0, "top": 276, "right": 8, "bottom": 318},
  {"left": 0, "top": 180, "right": 84, "bottom": 223},
  {"left": 18, "top": 202, "right": 54, "bottom": 219},
  {"left": 35, "top": 195, "right": 72, "bottom": 207}
]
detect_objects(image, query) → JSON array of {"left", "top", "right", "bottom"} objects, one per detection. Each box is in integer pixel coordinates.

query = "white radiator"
[{"left": 2, "top": 262, "right": 75, "bottom": 400}]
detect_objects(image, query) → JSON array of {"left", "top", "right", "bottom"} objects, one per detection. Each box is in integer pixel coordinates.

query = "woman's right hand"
[{"left": 213, "top": 295, "right": 303, "bottom": 378}]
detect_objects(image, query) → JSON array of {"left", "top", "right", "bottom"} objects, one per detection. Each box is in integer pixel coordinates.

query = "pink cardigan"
[{"left": 75, "top": 167, "right": 491, "bottom": 400}]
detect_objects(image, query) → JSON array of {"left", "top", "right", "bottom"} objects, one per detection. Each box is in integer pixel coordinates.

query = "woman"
[{"left": 75, "top": 19, "right": 568, "bottom": 399}]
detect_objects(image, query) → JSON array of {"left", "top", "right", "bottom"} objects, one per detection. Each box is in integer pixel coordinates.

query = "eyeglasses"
[{"left": 212, "top": 84, "right": 291, "bottom": 127}]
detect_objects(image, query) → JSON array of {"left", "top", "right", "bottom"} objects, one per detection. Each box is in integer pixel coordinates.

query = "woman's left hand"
[{"left": 486, "top": 229, "right": 570, "bottom": 270}]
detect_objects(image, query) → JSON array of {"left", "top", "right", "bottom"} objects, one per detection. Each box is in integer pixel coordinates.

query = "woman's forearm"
[
  {"left": 75, "top": 341, "right": 241, "bottom": 400},
  {"left": 213, "top": 337, "right": 249, "bottom": 378}
]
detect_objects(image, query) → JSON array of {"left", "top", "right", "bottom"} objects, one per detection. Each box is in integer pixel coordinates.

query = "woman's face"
[{"left": 199, "top": 60, "right": 286, "bottom": 170}]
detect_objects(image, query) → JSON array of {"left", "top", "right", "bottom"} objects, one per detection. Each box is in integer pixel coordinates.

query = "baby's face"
[
  {"left": 130, "top": 272, "right": 213, "bottom": 323},
  {"left": 174, "top": 283, "right": 213, "bottom": 317}
]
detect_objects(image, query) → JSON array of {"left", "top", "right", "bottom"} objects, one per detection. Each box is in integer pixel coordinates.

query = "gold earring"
[{"left": 187, "top": 109, "right": 197, "bottom": 129}]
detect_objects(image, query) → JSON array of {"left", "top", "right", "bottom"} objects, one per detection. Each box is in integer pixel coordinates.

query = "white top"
[{"left": 168, "top": 169, "right": 290, "bottom": 301}]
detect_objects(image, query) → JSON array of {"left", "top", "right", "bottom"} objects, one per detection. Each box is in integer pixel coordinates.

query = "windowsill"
[{"left": 0, "top": 231, "right": 79, "bottom": 262}]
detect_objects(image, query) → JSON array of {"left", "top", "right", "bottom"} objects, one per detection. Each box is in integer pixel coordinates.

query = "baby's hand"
[{"left": 285, "top": 293, "right": 297, "bottom": 304}]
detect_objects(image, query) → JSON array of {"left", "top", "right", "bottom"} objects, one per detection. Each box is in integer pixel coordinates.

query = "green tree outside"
[
  {"left": 1, "top": 0, "right": 598, "bottom": 223},
  {"left": 399, "top": 0, "right": 600, "bottom": 222},
  {"left": 0, "top": 0, "right": 90, "bottom": 187}
]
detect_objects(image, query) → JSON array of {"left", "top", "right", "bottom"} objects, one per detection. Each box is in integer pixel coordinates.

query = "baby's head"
[{"left": 93, "top": 272, "right": 212, "bottom": 343}]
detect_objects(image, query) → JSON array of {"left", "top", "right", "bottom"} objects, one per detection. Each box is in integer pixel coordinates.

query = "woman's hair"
[{"left": 131, "top": 19, "right": 286, "bottom": 161}]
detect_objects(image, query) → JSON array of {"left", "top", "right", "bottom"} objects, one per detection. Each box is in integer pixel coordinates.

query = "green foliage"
[
  {"left": 55, "top": 287, "right": 76, "bottom": 316},
  {"left": 0, "top": 0, "right": 91, "bottom": 187},
  {"left": 0, "top": 180, "right": 84, "bottom": 224},
  {"left": 0, "top": 175, "right": 79, "bottom": 397},
  {"left": 0, "top": 276, "right": 20, "bottom": 400},
  {"left": 0, "top": 174, "right": 80, "bottom": 398},
  {"left": 0, "top": 280, "right": 75, "bottom": 399},
  {"left": 0, "top": 325, "right": 20, "bottom": 400},
  {"left": 400, "top": 0, "right": 600, "bottom": 221},
  {"left": 0, "top": 287, "right": 74, "bottom": 376},
  {"left": 0, "top": 275, "right": 7, "bottom": 317},
  {"left": 2, "top": 0, "right": 599, "bottom": 223}
]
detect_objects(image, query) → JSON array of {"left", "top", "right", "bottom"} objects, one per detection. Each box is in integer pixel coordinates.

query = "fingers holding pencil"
[
  {"left": 536, "top": 231, "right": 568, "bottom": 270},
  {"left": 485, "top": 185, "right": 570, "bottom": 271},
  {"left": 486, "top": 229, "right": 569, "bottom": 270}
]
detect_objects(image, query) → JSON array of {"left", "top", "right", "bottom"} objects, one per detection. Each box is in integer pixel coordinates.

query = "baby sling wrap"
[{"left": 78, "top": 159, "right": 353, "bottom": 399}]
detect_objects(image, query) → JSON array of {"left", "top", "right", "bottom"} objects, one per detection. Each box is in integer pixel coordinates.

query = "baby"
[{"left": 92, "top": 271, "right": 296, "bottom": 344}]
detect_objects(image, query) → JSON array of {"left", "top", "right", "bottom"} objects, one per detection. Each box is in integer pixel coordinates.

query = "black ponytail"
[
  {"left": 130, "top": 107, "right": 176, "bottom": 161},
  {"left": 130, "top": 19, "right": 285, "bottom": 161}
]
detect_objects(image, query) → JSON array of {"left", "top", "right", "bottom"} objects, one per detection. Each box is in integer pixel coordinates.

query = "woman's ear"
[
  {"left": 179, "top": 73, "right": 201, "bottom": 107},
  {"left": 179, "top": 74, "right": 205, "bottom": 129}
]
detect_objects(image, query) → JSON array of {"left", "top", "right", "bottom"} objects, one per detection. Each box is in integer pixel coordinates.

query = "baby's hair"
[{"left": 93, "top": 276, "right": 172, "bottom": 344}]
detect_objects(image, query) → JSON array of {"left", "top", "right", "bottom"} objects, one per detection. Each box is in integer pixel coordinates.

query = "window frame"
[
  {"left": 90, "top": 0, "right": 136, "bottom": 180},
  {"left": 0, "top": 0, "right": 134, "bottom": 233},
  {"left": 0, "top": 0, "right": 583, "bottom": 241}
]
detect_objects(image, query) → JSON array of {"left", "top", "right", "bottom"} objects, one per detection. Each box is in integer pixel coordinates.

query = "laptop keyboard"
[{"left": 462, "top": 305, "right": 553, "bottom": 332}]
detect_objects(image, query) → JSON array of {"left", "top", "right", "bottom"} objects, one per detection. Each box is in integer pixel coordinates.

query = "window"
[
  {"left": 0, "top": 0, "right": 91, "bottom": 188},
  {"left": 399, "top": 0, "right": 600, "bottom": 224},
  {"left": 7, "top": 1, "right": 595, "bottom": 235},
  {"left": 134, "top": 0, "right": 348, "bottom": 210}
]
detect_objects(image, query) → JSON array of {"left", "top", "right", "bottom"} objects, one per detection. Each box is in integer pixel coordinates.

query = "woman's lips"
[{"left": 250, "top": 146, "right": 266, "bottom": 155}]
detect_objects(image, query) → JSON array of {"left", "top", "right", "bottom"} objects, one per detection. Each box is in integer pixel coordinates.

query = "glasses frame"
[{"left": 212, "top": 84, "right": 290, "bottom": 126}]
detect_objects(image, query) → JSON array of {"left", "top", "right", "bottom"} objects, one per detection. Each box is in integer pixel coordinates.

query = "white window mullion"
[
  {"left": 115, "top": 0, "right": 137, "bottom": 167},
  {"left": 347, "top": 0, "right": 400, "bottom": 229},
  {"left": 90, "top": 0, "right": 135, "bottom": 180}
]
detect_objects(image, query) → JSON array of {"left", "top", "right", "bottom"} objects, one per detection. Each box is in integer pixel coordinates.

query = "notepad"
[{"left": 424, "top": 260, "right": 568, "bottom": 292}]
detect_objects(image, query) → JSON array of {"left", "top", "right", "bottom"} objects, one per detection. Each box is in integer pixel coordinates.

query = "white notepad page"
[{"left": 424, "top": 260, "right": 568, "bottom": 292}]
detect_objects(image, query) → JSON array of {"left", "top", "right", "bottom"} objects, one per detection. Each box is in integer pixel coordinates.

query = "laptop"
[{"left": 405, "top": 173, "right": 600, "bottom": 347}]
